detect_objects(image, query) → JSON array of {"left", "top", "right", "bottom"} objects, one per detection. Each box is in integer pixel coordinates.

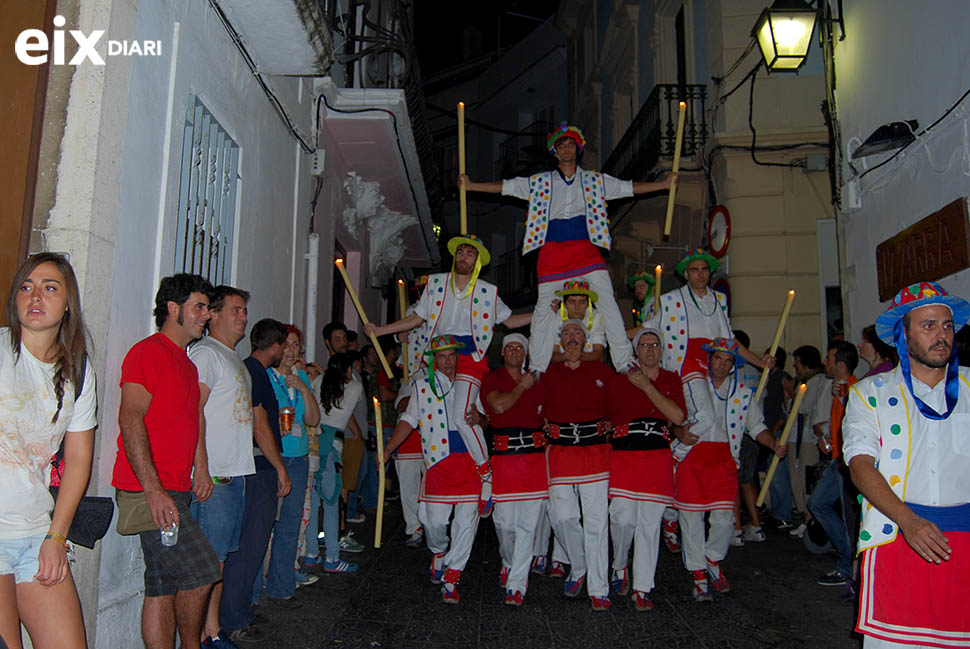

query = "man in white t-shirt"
[{"left": 188, "top": 285, "right": 256, "bottom": 648}]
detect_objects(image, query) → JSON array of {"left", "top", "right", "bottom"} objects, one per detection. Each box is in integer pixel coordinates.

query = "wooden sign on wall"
[{"left": 875, "top": 197, "right": 970, "bottom": 302}]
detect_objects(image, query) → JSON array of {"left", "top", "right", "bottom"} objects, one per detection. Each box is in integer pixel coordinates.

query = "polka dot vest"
[{"left": 522, "top": 171, "right": 611, "bottom": 254}]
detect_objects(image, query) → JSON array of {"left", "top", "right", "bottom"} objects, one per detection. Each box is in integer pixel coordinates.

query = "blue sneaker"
[
  {"left": 202, "top": 630, "right": 240, "bottom": 649},
  {"left": 530, "top": 555, "right": 547, "bottom": 575},
  {"left": 302, "top": 554, "right": 323, "bottom": 566},
  {"left": 564, "top": 574, "right": 586, "bottom": 598},
  {"left": 323, "top": 559, "right": 359, "bottom": 573},
  {"left": 295, "top": 569, "right": 319, "bottom": 587}
]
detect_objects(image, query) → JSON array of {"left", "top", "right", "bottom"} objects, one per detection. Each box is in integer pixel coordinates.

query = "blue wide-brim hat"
[
  {"left": 874, "top": 281, "right": 970, "bottom": 345},
  {"left": 701, "top": 337, "right": 745, "bottom": 368}
]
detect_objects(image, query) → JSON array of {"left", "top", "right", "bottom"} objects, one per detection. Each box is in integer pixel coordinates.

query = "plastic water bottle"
[{"left": 161, "top": 521, "right": 178, "bottom": 547}]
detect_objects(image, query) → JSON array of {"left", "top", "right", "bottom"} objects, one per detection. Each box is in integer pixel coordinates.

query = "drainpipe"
[{"left": 305, "top": 233, "right": 320, "bottom": 362}]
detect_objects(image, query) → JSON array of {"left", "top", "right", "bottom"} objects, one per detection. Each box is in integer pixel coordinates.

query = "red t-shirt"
[
  {"left": 112, "top": 333, "right": 201, "bottom": 491},
  {"left": 607, "top": 366, "right": 686, "bottom": 425},
  {"left": 539, "top": 361, "right": 613, "bottom": 423},
  {"left": 481, "top": 367, "right": 544, "bottom": 429}
]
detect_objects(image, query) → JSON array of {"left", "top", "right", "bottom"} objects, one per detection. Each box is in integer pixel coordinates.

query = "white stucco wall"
[{"left": 835, "top": 0, "right": 970, "bottom": 338}]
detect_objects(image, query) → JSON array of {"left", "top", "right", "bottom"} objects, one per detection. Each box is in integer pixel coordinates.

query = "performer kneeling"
[
  {"left": 382, "top": 336, "right": 481, "bottom": 604},
  {"left": 482, "top": 334, "right": 547, "bottom": 606},
  {"left": 607, "top": 328, "right": 686, "bottom": 611}
]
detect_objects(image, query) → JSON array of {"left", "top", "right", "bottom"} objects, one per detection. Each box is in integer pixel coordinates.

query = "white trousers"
[
  {"left": 493, "top": 499, "right": 543, "bottom": 594},
  {"left": 529, "top": 268, "right": 633, "bottom": 373},
  {"left": 679, "top": 508, "right": 735, "bottom": 572},
  {"left": 548, "top": 481, "right": 609, "bottom": 597},
  {"left": 609, "top": 498, "right": 666, "bottom": 593},
  {"left": 395, "top": 458, "right": 424, "bottom": 535},
  {"left": 452, "top": 374, "right": 491, "bottom": 505},
  {"left": 532, "top": 500, "right": 568, "bottom": 561},
  {"left": 418, "top": 501, "right": 480, "bottom": 573}
]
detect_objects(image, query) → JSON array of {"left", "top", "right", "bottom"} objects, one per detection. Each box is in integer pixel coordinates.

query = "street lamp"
[{"left": 752, "top": 0, "right": 818, "bottom": 72}]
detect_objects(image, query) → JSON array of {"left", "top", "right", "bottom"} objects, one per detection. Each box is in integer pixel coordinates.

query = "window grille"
[{"left": 174, "top": 95, "right": 239, "bottom": 285}]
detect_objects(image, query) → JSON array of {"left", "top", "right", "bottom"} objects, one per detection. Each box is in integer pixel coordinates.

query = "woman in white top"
[
  {"left": 317, "top": 352, "right": 364, "bottom": 572},
  {"left": 0, "top": 253, "right": 98, "bottom": 649}
]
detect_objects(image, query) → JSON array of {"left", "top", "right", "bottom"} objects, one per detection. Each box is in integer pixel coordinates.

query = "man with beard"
[
  {"left": 626, "top": 271, "right": 657, "bottom": 334},
  {"left": 672, "top": 338, "right": 786, "bottom": 602},
  {"left": 843, "top": 282, "right": 970, "bottom": 648},
  {"left": 538, "top": 320, "right": 615, "bottom": 610},
  {"left": 461, "top": 124, "right": 674, "bottom": 374},
  {"left": 606, "top": 328, "right": 685, "bottom": 611},
  {"left": 381, "top": 336, "right": 483, "bottom": 604},
  {"left": 481, "top": 334, "right": 546, "bottom": 606},
  {"left": 367, "top": 235, "right": 531, "bottom": 518}
]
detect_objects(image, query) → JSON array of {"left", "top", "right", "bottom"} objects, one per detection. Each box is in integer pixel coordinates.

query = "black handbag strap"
[{"left": 51, "top": 354, "right": 88, "bottom": 478}]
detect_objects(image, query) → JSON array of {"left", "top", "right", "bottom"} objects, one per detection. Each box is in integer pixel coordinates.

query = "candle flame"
[
  {"left": 373, "top": 396, "right": 379, "bottom": 406},
  {"left": 788, "top": 289, "right": 795, "bottom": 296},
  {"left": 655, "top": 264, "right": 662, "bottom": 271},
  {"left": 798, "top": 383, "right": 807, "bottom": 393},
  {"left": 458, "top": 101, "right": 464, "bottom": 108},
  {"left": 398, "top": 278, "right": 405, "bottom": 286},
  {"left": 335, "top": 258, "right": 344, "bottom": 265},
  {"left": 679, "top": 101, "right": 686, "bottom": 108}
]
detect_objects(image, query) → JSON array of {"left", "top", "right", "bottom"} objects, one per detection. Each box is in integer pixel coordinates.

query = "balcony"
[{"left": 602, "top": 84, "right": 707, "bottom": 180}]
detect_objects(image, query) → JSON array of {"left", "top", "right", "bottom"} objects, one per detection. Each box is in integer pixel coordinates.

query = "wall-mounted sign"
[
  {"left": 708, "top": 205, "right": 731, "bottom": 258},
  {"left": 875, "top": 197, "right": 970, "bottom": 302}
]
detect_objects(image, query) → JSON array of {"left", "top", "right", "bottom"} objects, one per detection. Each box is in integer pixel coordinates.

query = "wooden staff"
[
  {"left": 458, "top": 101, "right": 467, "bottom": 235},
  {"left": 756, "top": 382, "right": 807, "bottom": 507},
  {"left": 397, "top": 278, "right": 408, "bottom": 378},
  {"left": 654, "top": 264, "right": 662, "bottom": 315},
  {"left": 373, "top": 396, "right": 386, "bottom": 548},
  {"left": 334, "top": 259, "right": 394, "bottom": 379},
  {"left": 753, "top": 289, "right": 796, "bottom": 404},
  {"left": 663, "top": 101, "right": 687, "bottom": 238}
]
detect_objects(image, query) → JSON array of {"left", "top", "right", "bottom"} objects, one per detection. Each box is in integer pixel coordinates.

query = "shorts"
[
  {"left": 0, "top": 533, "right": 45, "bottom": 584},
  {"left": 139, "top": 491, "right": 220, "bottom": 597},
  {"left": 738, "top": 435, "right": 760, "bottom": 484},
  {"left": 190, "top": 477, "right": 246, "bottom": 561}
]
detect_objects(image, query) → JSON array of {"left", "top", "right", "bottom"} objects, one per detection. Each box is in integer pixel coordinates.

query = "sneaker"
[
  {"left": 789, "top": 523, "right": 807, "bottom": 538},
  {"left": 691, "top": 570, "right": 712, "bottom": 602},
  {"left": 227, "top": 626, "right": 264, "bottom": 645},
  {"left": 817, "top": 570, "right": 848, "bottom": 586},
  {"left": 441, "top": 582, "right": 460, "bottom": 604},
  {"left": 430, "top": 553, "right": 445, "bottom": 584},
  {"left": 564, "top": 574, "right": 586, "bottom": 598},
  {"left": 706, "top": 560, "right": 730, "bottom": 593},
  {"left": 301, "top": 554, "right": 323, "bottom": 566},
  {"left": 773, "top": 518, "right": 794, "bottom": 530},
  {"left": 339, "top": 531, "right": 365, "bottom": 553},
  {"left": 591, "top": 596, "right": 612, "bottom": 611},
  {"left": 202, "top": 630, "right": 240, "bottom": 649},
  {"left": 504, "top": 589, "right": 524, "bottom": 606},
  {"left": 405, "top": 529, "right": 424, "bottom": 548},
  {"left": 323, "top": 559, "right": 359, "bottom": 573},
  {"left": 499, "top": 565, "right": 510, "bottom": 587},
  {"left": 610, "top": 567, "right": 629, "bottom": 596},
  {"left": 530, "top": 555, "right": 547, "bottom": 575},
  {"left": 548, "top": 561, "right": 566, "bottom": 578},
  {"left": 267, "top": 595, "right": 302, "bottom": 609},
  {"left": 346, "top": 513, "right": 366, "bottom": 524},
  {"left": 743, "top": 525, "right": 766, "bottom": 543},
  {"left": 730, "top": 529, "right": 745, "bottom": 547},
  {"left": 632, "top": 590, "right": 654, "bottom": 611},
  {"left": 662, "top": 519, "right": 681, "bottom": 553},
  {"left": 295, "top": 570, "right": 319, "bottom": 587}
]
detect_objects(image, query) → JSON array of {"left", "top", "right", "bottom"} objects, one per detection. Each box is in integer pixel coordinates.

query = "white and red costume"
[
  {"left": 502, "top": 170, "right": 634, "bottom": 373},
  {"left": 606, "top": 365, "right": 685, "bottom": 595},
  {"left": 539, "top": 360, "right": 614, "bottom": 598},
  {"left": 481, "top": 366, "right": 547, "bottom": 598}
]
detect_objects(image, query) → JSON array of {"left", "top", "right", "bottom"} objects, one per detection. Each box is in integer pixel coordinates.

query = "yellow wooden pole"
[
  {"left": 373, "top": 397, "right": 386, "bottom": 548},
  {"left": 458, "top": 101, "right": 467, "bottom": 235},
  {"left": 756, "top": 382, "right": 807, "bottom": 507},
  {"left": 334, "top": 259, "right": 394, "bottom": 380},
  {"left": 663, "top": 101, "right": 687, "bottom": 237},
  {"left": 753, "top": 290, "right": 796, "bottom": 404},
  {"left": 653, "top": 264, "right": 663, "bottom": 315},
  {"left": 397, "top": 279, "right": 408, "bottom": 378}
]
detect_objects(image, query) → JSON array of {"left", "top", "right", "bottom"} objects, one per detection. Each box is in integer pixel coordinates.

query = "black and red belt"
[
  {"left": 491, "top": 426, "right": 546, "bottom": 455},
  {"left": 546, "top": 419, "right": 609, "bottom": 447},
  {"left": 610, "top": 416, "right": 671, "bottom": 451}
]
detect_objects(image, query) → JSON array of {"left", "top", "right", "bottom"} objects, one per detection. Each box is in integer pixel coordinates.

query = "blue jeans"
[
  {"left": 253, "top": 456, "right": 308, "bottom": 601},
  {"left": 190, "top": 477, "right": 246, "bottom": 562},
  {"left": 808, "top": 460, "right": 853, "bottom": 578},
  {"left": 304, "top": 467, "right": 320, "bottom": 558},
  {"left": 768, "top": 454, "right": 793, "bottom": 524},
  {"left": 220, "top": 469, "right": 277, "bottom": 632}
]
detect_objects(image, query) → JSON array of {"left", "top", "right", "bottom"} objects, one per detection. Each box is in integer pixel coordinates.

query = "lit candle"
[
  {"left": 663, "top": 101, "right": 687, "bottom": 238},
  {"left": 334, "top": 258, "right": 394, "bottom": 379},
  {"left": 373, "top": 396, "right": 386, "bottom": 548},
  {"left": 398, "top": 279, "right": 408, "bottom": 378},
  {"left": 756, "top": 382, "right": 807, "bottom": 507},
  {"left": 458, "top": 101, "right": 467, "bottom": 235},
  {"left": 654, "top": 264, "right": 663, "bottom": 315},
  {"left": 753, "top": 289, "right": 796, "bottom": 404}
]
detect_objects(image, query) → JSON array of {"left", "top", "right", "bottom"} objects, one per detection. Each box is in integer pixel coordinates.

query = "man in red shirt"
[
  {"left": 112, "top": 274, "right": 221, "bottom": 649},
  {"left": 481, "top": 334, "right": 545, "bottom": 606},
  {"left": 607, "top": 328, "right": 686, "bottom": 611},
  {"left": 539, "top": 320, "right": 615, "bottom": 610}
]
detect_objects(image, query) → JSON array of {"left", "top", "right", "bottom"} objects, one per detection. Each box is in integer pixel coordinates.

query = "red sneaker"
[
  {"left": 504, "top": 590, "right": 524, "bottom": 606},
  {"left": 548, "top": 561, "right": 566, "bottom": 578},
  {"left": 499, "top": 565, "right": 509, "bottom": 587},
  {"left": 706, "top": 559, "right": 730, "bottom": 593},
  {"left": 591, "top": 596, "right": 612, "bottom": 611},
  {"left": 632, "top": 590, "right": 654, "bottom": 611},
  {"left": 662, "top": 519, "right": 681, "bottom": 553}
]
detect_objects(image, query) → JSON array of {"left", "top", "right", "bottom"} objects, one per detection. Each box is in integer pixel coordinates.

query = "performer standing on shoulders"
[
  {"left": 843, "top": 282, "right": 970, "bottom": 648},
  {"left": 461, "top": 123, "right": 674, "bottom": 374}
]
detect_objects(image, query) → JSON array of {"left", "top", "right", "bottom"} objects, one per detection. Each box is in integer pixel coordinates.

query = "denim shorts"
[
  {"left": 190, "top": 477, "right": 246, "bottom": 561},
  {"left": 0, "top": 533, "right": 46, "bottom": 584}
]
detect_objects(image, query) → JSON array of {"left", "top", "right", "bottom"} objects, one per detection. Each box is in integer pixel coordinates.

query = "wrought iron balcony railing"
[{"left": 602, "top": 84, "right": 707, "bottom": 180}]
